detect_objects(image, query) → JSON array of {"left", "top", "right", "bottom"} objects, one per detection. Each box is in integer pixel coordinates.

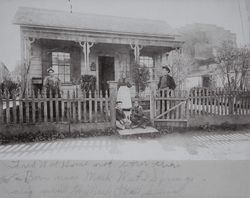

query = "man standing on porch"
[{"left": 157, "top": 65, "right": 176, "bottom": 90}]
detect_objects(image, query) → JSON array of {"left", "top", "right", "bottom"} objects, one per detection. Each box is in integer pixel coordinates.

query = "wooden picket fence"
[
  {"left": 189, "top": 88, "right": 250, "bottom": 116},
  {"left": 1, "top": 87, "right": 250, "bottom": 130},
  {"left": 0, "top": 88, "right": 115, "bottom": 126},
  {"left": 150, "top": 88, "right": 189, "bottom": 127}
]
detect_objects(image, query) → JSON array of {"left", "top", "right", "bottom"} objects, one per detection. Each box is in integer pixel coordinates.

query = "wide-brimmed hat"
[
  {"left": 47, "top": 67, "right": 54, "bottom": 73},
  {"left": 162, "top": 65, "right": 170, "bottom": 73}
]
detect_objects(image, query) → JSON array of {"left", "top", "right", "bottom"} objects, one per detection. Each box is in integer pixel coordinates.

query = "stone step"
[{"left": 118, "top": 126, "right": 159, "bottom": 136}]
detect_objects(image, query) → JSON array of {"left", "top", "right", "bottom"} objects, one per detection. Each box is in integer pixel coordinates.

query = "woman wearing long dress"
[{"left": 117, "top": 73, "right": 132, "bottom": 118}]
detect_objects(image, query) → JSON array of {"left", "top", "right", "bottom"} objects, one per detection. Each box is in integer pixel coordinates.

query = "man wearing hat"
[
  {"left": 43, "top": 67, "right": 61, "bottom": 97},
  {"left": 157, "top": 65, "right": 176, "bottom": 90}
]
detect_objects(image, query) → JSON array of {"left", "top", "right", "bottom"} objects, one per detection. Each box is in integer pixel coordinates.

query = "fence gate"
[{"left": 151, "top": 88, "right": 189, "bottom": 127}]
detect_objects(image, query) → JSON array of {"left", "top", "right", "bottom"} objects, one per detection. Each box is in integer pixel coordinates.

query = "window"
[
  {"left": 139, "top": 56, "right": 154, "bottom": 80},
  {"left": 52, "top": 52, "right": 70, "bottom": 83}
]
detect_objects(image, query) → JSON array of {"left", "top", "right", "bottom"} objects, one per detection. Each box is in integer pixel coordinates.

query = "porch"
[{"left": 13, "top": 7, "right": 183, "bottom": 97}]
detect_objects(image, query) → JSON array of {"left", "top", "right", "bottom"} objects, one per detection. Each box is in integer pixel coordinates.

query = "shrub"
[
  {"left": 132, "top": 63, "right": 150, "bottom": 95},
  {"left": 79, "top": 75, "right": 96, "bottom": 93}
]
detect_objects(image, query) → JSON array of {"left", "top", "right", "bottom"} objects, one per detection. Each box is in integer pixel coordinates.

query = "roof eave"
[{"left": 15, "top": 23, "right": 183, "bottom": 42}]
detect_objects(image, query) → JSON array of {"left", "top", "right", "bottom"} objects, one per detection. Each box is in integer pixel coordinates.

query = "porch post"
[
  {"left": 79, "top": 41, "right": 94, "bottom": 74},
  {"left": 130, "top": 44, "right": 143, "bottom": 64},
  {"left": 24, "top": 36, "right": 35, "bottom": 95}
]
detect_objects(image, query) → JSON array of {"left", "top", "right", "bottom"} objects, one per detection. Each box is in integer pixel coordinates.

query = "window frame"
[{"left": 52, "top": 52, "right": 71, "bottom": 84}]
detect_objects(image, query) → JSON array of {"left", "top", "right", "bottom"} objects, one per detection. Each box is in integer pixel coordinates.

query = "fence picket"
[
  {"left": 67, "top": 91, "right": 71, "bottom": 122},
  {"left": 43, "top": 89, "right": 48, "bottom": 123},
  {"left": 24, "top": 92, "right": 29, "bottom": 123},
  {"left": 19, "top": 90, "right": 23, "bottom": 124},
  {"left": 54, "top": 90, "right": 58, "bottom": 123},
  {"left": 6, "top": 92, "right": 10, "bottom": 124},
  {"left": 104, "top": 90, "right": 108, "bottom": 122},
  {"left": 38, "top": 90, "right": 42, "bottom": 122},
  {"left": 89, "top": 91, "right": 92, "bottom": 122},
  {"left": 0, "top": 91, "right": 3, "bottom": 124},
  {"left": 32, "top": 90, "right": 36, "bottom": 123},
  {"left": 83, "top": 91, "right": 87, "bottom": 122},
  {"left": 12, "top": 91, "right": 17, "bottom": 124},
  {"left": 49, "top": 90, "right": 53, "bottom": 122},
  {"left": 94, "top": 90, "right": 98, "bottom": 123},
  {"left": 100, "top": 90, "right": 104, "bottom": 122}
]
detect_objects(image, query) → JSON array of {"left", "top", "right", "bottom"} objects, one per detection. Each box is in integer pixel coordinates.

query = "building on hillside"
[
  {"left": 178, "top": 23, "right": 237, "bottom": 59},
  {"left": 184, "top": 58, "right": 223, "bottom": 90},
  {"left": 177, "top": 24, "right": 237, "bottom": 89},
  {"left": 0, "top": 61, "right": 10, "bottom": 83},
  {"left": 13, "top": 7, "right": 183, "bottom": 96}
]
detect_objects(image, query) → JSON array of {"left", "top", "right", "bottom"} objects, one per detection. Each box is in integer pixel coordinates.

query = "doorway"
[{"left": 98, "top": 56, "right": 115, "bottom": 93}]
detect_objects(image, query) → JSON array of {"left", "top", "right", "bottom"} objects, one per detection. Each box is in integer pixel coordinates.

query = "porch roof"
[{"left": 13, "top": 7, "right": 179, "bottom": 38}]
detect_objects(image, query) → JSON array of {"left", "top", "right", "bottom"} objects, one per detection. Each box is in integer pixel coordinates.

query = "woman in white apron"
[{"left": 117, "top": 73, "right": 132, "bottom": 118}]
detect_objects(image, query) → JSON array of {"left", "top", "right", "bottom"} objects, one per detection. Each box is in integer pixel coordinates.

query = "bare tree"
[
  {"left": 216, "top": 40, "right": 250, "bottom": 91},
  {"left": 167, "top": 50, "right": 192, "bottom": 89}
]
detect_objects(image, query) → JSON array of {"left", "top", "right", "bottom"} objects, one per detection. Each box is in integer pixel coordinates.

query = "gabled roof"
[{"left": 13, "top": 7, "right": 178, "bottom": 38}]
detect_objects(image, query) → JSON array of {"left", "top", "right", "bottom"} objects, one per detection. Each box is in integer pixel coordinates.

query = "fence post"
[
  {"left": 150, "top": 89, "right": 155, "bottom": 126},
  {"left": 228, "top": 90, "right": 234, "bottom": 115},
  {"left": 0, "top": 90, "right": 3, "bottom": 124},
  {"left": 108, "top": 81, "right": 117, "bottom": 128}
]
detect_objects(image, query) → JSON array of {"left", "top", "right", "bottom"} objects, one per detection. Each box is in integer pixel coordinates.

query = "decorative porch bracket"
[
  {"left": 79, "top": 41, "right": 94, "bottom": 72},
  {"left": 130, "top": 44, "right": 143, "bottom": 64}
]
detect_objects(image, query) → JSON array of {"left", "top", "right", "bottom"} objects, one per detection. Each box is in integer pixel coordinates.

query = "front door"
[{"left": 98, "top": 56, "right": 115, "bottom": 93}]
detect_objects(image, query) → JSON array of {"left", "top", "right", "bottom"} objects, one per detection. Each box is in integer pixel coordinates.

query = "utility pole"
[{"left": 68, "top": 0, "right": 72, "bottom": 13}]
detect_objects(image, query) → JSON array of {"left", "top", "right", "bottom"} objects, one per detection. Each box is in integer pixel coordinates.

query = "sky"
[{"left": 0, "top": 0, "right": 249, "bottom": 71}]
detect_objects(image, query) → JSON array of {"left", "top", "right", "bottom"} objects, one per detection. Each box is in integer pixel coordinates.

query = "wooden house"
[{"left": 13, "top": 7, "right": 183, "bottom": 95}]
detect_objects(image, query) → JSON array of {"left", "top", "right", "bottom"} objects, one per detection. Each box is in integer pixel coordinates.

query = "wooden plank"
[
  {"left": 176, "top": 91, "right": 180, "bottom": 120},
  {"left": 94, "top": 91, "right": 98, "bottom": 123},
  {"left": 67, "top": 91, "right": 71, "bottom": 123},
  {"left": 6, "top": 93, "right": 10, "bottom": 124},
  {"left": 49, "top": 90, "right": 53, "bottom": 122},
  {"left": 105, "top": 90, "right": 109, "bottom": 122},
  {"left": 209, "top": 89, "right": 213, "bottom": 115},
  {"left": 25, "top": 92, "right": 29, "bottom": 123},
  {"left": 189, "top": 90, "right": 193, "bottom": 116},
  {"left": 72, "top": 91, "right": 76, "bottom": 123},
  {"left": 38, "top": 90, "right": 42, "bottom": 122},
  {"left": 19, "top": 90, "right": 23, "bottom": 124},
  {"left": 100, "top": 90, "right": 104, "bottom": 122},
  {"left": 78, "top": 99, "right": 81, "bottom": 123},
  {"left": 0, "top": 91, "right": 3, "bottom": 124},
  {"left": 43, "top": 89, "right": 48, "bottom": 123},
  {"left": 32, "top": 90, "right": 36, "bottom": 123},
  {"left": 118, "top": 126, "right": 159, "bottom": 136},
  {"left": 61, "top": 100, "right": 65, "bottom": 122},
  {"left": 155, "top": 101, "right": 186, "bottom": 119},
  {"left": 201, "top": 88, "right": 205, "bottom": 115},
  {"left": 154, "top": 119, "right": 188, "bottom": 122},
  {"left": 55, "top": 91, "right": 59, "bottom": 123},
  {"left": 194, "top": 88, "right": 197, "bottom": 115},
  {"left": 89, "top": 91, "right": 92, "bottom": 122},
  {"left": 13, "top": 92, "right": 17, "bottom": 124}
]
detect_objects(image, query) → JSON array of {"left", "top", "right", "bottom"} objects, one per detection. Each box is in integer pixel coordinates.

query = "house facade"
[{"left": 13, "top": 7, "right": 183, "bottom": 95}]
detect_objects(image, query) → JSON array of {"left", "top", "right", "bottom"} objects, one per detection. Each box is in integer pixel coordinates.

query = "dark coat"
[
  {"left": 158, "top": 74, "right": 176, "bottom": 90},
  {"left": 116, "top": 107, "right": 126, "bottom": 121}
]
